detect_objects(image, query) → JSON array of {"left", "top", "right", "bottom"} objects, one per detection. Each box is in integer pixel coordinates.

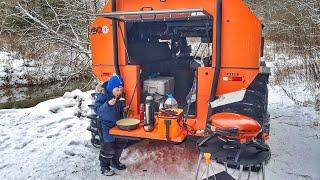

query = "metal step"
[{"left": 85, "top": 114, "right": 98, "bottom": 120}]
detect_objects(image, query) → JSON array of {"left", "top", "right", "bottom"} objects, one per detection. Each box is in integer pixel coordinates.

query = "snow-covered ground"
[
  {"left": 0, "top": 47, "right": 319, "bottom": 179},
  {"left": 0, "top": 86, "right": 319, "bottom": 180}
]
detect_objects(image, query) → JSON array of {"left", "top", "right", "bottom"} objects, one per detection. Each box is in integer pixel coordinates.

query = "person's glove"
[{"left": 108, "top": 98, "right": 117, "bottom": 106}]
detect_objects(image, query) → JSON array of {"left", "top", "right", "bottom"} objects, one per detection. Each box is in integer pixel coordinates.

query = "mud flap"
[{"left": 210, "top": 89, "right": 246, "bottom": 108}]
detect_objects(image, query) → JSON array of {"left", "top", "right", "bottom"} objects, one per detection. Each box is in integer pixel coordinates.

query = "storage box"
[
  {"left": 143, "top": 77, "right": 175, "bottom": 97},
  {"left": 157, "top": 109, "right": 184, "bottom": 139}
]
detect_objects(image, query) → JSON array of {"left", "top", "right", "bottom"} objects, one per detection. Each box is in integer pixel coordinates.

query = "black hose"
[
  {"left": 206, "top": 0, "right": 222, "bottom": 128},
  {"left": 118, "top": 21, "right": 130, "bottom": 62},
  {"left": 125, "top": 79, "right": 139, "bottom": 117},
  {"left": 112, "top": 0, "right": 120, "bottom": 75},
  {"left": 183, "top": 101, "right": 196, "bottom": 136}
]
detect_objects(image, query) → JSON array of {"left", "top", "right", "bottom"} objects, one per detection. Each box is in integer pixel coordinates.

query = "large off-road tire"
[
  {"left": 87, "top": 93, "right": 103, "bottom": 148},
  {"left": 212, "top": 74, "right": 269, "bottom": 127}
]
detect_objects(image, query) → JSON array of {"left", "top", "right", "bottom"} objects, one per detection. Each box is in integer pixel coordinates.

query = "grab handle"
[
  {"left": 140, "top": 7, "right": 156, "bottom": 20},
  {"left": 140, "top": 7, "right": 154, "bottom": 11}
]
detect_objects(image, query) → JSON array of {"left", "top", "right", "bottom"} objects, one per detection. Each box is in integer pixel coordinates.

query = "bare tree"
[
  {"left": 1, "top": 0, "right": 110, "bottom": 55},
  {"left": 0, "top": 0, "right": 107, "bottom": 86},
  {"left": 245, "top": 0, "right": 320, "bottom": 108}
]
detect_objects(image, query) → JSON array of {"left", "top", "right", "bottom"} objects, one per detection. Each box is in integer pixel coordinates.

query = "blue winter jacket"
[{"left": 94, "top": 91, "right": 124, "bottom": 142}]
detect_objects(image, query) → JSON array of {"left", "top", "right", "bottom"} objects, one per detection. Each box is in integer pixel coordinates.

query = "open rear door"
[
  {"left": 90, "top": 8, "right": 212, "bottom": 81},
  {"left": 97, "top": 8, "right": 212, "bottom": 22}
]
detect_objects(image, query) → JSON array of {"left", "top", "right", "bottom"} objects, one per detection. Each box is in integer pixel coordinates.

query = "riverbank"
[
  {"left": 0, "top": 78, "right": 96, "bottom": 109},
  {"left": 0, "top": 51, "right": 91, "bottom": 88},
  {"left": 0, "top": 50, "right": 96, "bottom": 109}
]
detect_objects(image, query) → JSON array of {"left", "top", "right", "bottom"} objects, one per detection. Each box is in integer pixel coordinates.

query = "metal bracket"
[{"left": 164, "top": 119, "right": 171, "bottom": 142}]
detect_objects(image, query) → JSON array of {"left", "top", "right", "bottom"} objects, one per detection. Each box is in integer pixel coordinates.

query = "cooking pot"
[{"left": 116, "top": 118, "right": 140, "bottom": 131}]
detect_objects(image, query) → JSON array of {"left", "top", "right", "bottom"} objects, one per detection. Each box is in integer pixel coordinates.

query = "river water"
[{"left": 0, "top": 79, "right": 96, "bottom": 109}]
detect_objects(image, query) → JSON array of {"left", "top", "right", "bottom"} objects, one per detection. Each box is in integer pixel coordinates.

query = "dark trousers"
[{"left": 99, "top": 138, "right": 128, "bottom": 168}]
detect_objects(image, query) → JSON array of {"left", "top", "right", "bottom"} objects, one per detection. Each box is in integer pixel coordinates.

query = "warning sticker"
[{"left": 102, "top": 26, "right": 109, "bottom": 34}]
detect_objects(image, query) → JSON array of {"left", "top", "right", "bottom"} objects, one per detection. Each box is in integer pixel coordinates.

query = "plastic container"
[
  {"left": 143, "top": 77, "right": 175, "bottom": 99},
  {"left": 164, "top": 94, "right": 178, "bottom": 109}
]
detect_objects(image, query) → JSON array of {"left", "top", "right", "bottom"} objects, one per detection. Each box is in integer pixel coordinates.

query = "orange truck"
[{"left": 89, "top": 0, "right": 270, "bottom": 147}]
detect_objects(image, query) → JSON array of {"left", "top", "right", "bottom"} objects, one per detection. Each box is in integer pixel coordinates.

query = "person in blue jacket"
[{"left": 94, "top": 75, "right": 128, "bottom": 176}]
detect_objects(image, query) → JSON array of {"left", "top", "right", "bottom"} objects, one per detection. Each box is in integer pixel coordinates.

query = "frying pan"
[{"left": 116, "top": 118, "right": 140, "bottom": 131}]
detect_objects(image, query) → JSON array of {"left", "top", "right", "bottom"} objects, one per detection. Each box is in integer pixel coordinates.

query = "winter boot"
[
  {"left": 110, "top": 159, "right": 126, "bottom": 170},
  {"left": 101, "top": 166, "right": 116, "bottom": 176}
]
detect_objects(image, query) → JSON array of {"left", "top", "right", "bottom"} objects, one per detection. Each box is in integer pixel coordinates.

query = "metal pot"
[{"left": 116, "top": 118, "right": 140, "bottom": 131}]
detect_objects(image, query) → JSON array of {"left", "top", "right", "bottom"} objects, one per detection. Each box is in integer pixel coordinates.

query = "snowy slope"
[
  {"left": 0, "top": 87, "right": 319, "bottom": 180},
  {"left": 264, "top": 48, "right": 320, "bottom": 107},
  {"left": 0, "top": 51, "right": 78, "bottom": 87}
]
